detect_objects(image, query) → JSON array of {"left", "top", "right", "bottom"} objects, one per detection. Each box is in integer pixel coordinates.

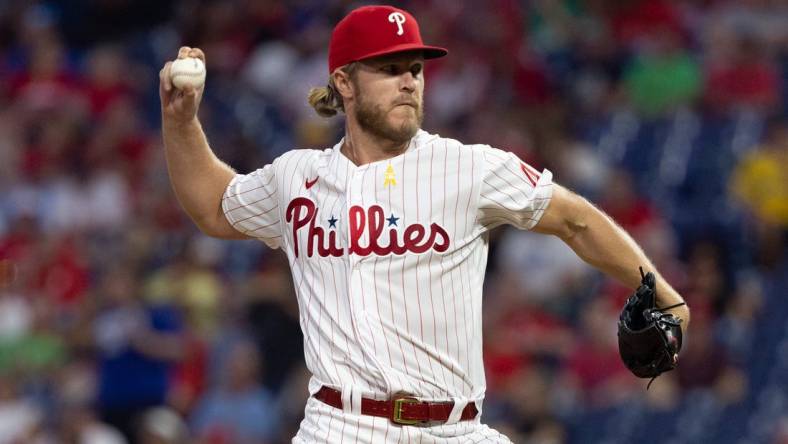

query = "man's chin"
[
  {"left": 369, "top": 123, "right": 415, "bottom": 146},
  {"left": 390, "top": 116, "right": 416, "bottom": 128},
  {"left": 392, "top": 119, "right": 420, "bottom": 138},
  {"left": 391, "top": 110, "right": 421, "bottom": 127},
  {"left": 356, "top": 104, "right": 421, "bottom": 144}
]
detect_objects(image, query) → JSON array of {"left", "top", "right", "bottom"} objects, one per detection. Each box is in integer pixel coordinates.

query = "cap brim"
[{"left": 355, "top": 43, "right": 448, "bottom": 64}]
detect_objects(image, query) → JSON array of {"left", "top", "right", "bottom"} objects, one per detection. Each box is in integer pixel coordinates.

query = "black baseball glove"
[{"left": 618, "top": 268, "right": 685, "bottom": 387}]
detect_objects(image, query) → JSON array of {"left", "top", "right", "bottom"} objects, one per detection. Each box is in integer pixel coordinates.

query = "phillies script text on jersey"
[
  {"left": 286, "top": 197, "right": 450, "bottom": 258},
  {"left": 221, "top": 130, "right": 553, "bottom": 410}
]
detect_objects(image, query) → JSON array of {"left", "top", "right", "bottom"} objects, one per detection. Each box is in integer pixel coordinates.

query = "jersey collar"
[{"left": 330, "top": 129, "right": 432, "bottom": 171}]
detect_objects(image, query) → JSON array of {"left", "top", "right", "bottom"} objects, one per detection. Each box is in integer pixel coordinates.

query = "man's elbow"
[
  {"left": 533, "top": 185, "right": 591, "bottom": 239},
  {"left": 557, "top": 217, "right": 588, "bottom": 243},
  {"left": 551, "top": 201, "right": 592, "bottom": 242}
]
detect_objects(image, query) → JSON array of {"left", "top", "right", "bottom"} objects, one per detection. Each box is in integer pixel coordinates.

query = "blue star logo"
[
  {"left": 386, "top": 213, "right": 399, "bottom": 227},
  {"left": 328, "top": 215, "right": 338, "bottom": 229}
]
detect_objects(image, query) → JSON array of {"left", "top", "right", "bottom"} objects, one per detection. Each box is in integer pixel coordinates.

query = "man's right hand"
[{"left": 160, "top": 46, "right": 206, "bottom": 125}]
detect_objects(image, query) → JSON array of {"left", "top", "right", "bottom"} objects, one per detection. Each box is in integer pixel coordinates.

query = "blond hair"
[{"left": 307, "top": 63, "right": 358, "bottom": 118}]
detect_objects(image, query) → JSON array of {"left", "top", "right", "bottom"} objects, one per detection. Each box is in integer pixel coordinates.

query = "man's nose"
[{"left": 399, "top": 72, "right": 416, "bottom": 93}]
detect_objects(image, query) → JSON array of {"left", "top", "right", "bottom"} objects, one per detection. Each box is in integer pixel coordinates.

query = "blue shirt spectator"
[{"left": 191, "top": 340, "right": 280, "bottom": 443}]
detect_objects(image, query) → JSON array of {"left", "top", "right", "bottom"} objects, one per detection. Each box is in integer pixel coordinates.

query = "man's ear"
[{"left": 333, "top": 69, "right": 354, "bottom": 101}]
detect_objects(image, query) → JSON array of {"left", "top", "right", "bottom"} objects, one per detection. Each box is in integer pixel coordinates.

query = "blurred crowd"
[{"left": 0, "top": 0, "right": 787, "bottom": 443}]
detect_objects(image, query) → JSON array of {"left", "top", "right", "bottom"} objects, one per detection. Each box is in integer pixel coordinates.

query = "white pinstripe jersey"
[{"left": 222, "top": 129, "right": 553, "bottom": 405}]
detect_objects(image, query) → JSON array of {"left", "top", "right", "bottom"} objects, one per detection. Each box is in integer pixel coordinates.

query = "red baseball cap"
[{"left": 328, "top": 5, "right": 448, "bottom": 73}]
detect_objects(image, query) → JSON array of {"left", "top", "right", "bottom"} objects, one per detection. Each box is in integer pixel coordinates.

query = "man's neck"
[{"left": 340, "top": 120, "right": 413, "bottom": 166}]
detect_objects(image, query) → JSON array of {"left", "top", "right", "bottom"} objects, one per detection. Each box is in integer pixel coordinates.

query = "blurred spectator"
[
  {"left": 483, "top": 275, "right": 575, "bottom": 392},
  {"left": 610, "top": 0, "right": 684, "bottom": 49},
  {"left": 675, "top": 315, "right": 748, "bottom": 405},
  {"left": 560, "top": 298, "right": 636, "bottom": 408},
  {"left": 704, "top": 35, "right": 781, "bottom": 114},
  {"left": 191, "top": 340, "right": 280, "bottom": 444},
  {"left": 492, "top": 365, "right": 568, "bottom": 443},
  {"left": 271, "top": 363, "right": 310, "bottom": 441},
  {"left": 683, "top": 240, "right": 728, "bottom": 321},
  {"left": 715, "top": 273, "right": 763, "bottom": 363},
  {"left": 677, "top": 317, "right": 723, "bottom": 390},
  {"left": 704, "top": 0, "right": 788, "bottom": 52},
  {"left": 93, "top": 265, "right": 185, "bottom": 440},
  {"left": 152, "top": 242, "right": 224, "bottom": 417},
  {"left": 0, "top": 375, "right": 43, "bottom": 442},
  {"left": 167, "top": 329, "right": 208, "bottom": 418},
  {"left": 145, "top": 244, "right": 223, "bottom": 338},
  {"left": 731, "top": 116, "right": 788, "bottom": 227},
  {"left": 34, "top": 237, "right": 90, "bottom": 306},
  {"left": 0, "top": 294, "right": 66, "bottom": 379},
  {"left": 424, "top": 44, "right": 491, "bottom": 127},
  {"left": 242, "top": 261, "right": 303, "bottom": 394},
  {"left": 598, "top": 169, "right": 661, "bottom": 234},
  {"left": 730, "top": 116, "right": 788, "bottom": 269},
  {"left": 550, "top": 137, "right": 611, "bottom": 198},
  {"left": 53, "top": 358, "right": 127, "bottom": 444},
  {"left": 525, "top": 0, "right": 583, "bottom": 61},
  {"left": 622, "top": 26, "right": 702, "bottom": 117},
  {"left": 496, "top": 229, "right": 593, "bottom": 304},
  {"left": 0, "top": 286, "right": 31, "bottom": 342},
  {"left": 82, "top": 44, "right": 134, "bottom": 117},
  {"left": 7, "top": 37, "right": 82, "bottom": 113},
  {"left": 138, "top": 407, "right": 190, "bottom": 444},
  {"left": 59, "top": 403, "right": 128, "bottom": 444},
  {"left": 512, "top": 49, "right": 555, "bottom": 107}
]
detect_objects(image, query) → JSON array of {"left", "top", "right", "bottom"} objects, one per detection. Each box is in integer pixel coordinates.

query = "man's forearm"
[
  {"left": 162, "top": 117, "right": 237, "bottom": 235},
  {"left": 560, "top": 201, "right": 690, "bottom": 328}
]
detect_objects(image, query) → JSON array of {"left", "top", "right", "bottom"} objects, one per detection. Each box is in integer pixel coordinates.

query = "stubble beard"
[{"left": 354, "top": 90, "right": 423, "bottom": 147}]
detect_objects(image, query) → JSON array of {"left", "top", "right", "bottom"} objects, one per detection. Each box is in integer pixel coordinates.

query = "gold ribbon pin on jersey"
[{"left": 384, "top": 164, "right": 397, "bottom": 187}]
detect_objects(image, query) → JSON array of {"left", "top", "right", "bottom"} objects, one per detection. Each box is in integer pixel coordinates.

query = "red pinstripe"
[
  {"left": 314, "top": 179, "right": 345, "bottom": 394},
  {"left": 463, "top": 149, "right": 481, "bottom": 392},
  {"left": 369, "top": 164, "right": 397, "bottom": 387},
  {"left": 398, "top": 158, "right": 424, "bottom": 389},
  {"left": 454, "top": 145, "right": 474, "bottom": 392},
  {"left": 439, "top": 141, "right": 460, "bottom": 391},
  {"left": 356, "top": 163, "right": 393, "bottom": 392},
  {"left": 488, "top": 167, "right": 532, "bottom": 202},
  {"left": 370, "top": 163, "right": 394, "bottom": 442},
  {"left": 427, "top": 144, "right": 451, "bottom": 395},
  {"left": 221, "top": 179, "right": 272, "bottom": 199},
  {"left": 385, "top": 161, "right": 412, "bottom": 384},
  {"left": 485, "top": 150, "right": 544, "bottom": 193},
  {"left": 246, "top": 218, "right": 279, "bottom": 232}
]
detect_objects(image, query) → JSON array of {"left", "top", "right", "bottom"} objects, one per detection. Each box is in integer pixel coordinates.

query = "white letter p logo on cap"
[{"left": 388, "top": 12, "right": 406, "bottom": 36}]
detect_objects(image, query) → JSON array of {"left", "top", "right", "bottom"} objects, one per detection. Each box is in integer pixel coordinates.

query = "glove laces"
[{"left": 646, "top": 301, "right": 686, "bottom": 390}]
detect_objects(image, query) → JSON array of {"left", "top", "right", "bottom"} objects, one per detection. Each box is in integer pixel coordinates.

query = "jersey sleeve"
[
  {"left": 222, "top": 163, "right": 282, "bottom": 249},
  {"left": 477, "top": 146, "right": 553, "bottom": 231}
]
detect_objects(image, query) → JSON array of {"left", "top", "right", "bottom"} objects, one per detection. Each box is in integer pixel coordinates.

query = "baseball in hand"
[{"left": 170, "top": 57, "right": 206, "bottom": 90}]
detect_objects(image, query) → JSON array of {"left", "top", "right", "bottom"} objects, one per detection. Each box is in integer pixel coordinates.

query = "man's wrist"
[{"left": 163, "top": 115, "right": 200, "bottom": 131}]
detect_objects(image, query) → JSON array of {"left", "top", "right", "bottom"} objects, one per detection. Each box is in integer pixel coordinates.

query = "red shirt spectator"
[
  {"left": 34, "top": 238, "right": 90, "bottom": 305},
  {"left": 704, "top": 37, "right": 780, "bottom": 113},
  {"left": 610, "top": 0, "right": 684, "bottom": 47}
]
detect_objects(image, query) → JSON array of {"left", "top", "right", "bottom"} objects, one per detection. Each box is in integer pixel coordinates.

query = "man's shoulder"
[
  {"left": 414, "top": 130, "right": 489, "bottom": 153},
  {"left": 265, "top": 147, "right": 334, "bottom": 173},
  {"left": 277, "top": 147, "right": 333, "bottom": 162}
]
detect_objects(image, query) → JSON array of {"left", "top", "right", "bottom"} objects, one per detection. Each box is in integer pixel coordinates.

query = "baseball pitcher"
[{"left": 159, "top": 5, "right": 690, "bottom": 443}]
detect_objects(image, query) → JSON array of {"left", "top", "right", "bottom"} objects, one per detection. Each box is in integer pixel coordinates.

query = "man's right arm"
[{"left": 160, "top": 46, "right": 247, "bottom": 239}]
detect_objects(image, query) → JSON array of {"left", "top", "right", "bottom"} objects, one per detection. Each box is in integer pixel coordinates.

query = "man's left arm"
[{"left": 532, "top": 184, "right": 690, "bottom": 333}]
